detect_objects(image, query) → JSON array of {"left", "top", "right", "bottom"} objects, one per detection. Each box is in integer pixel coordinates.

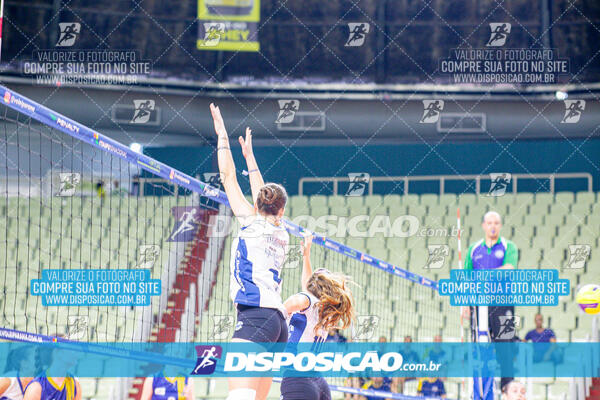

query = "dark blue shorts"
[
  {"left": 281, "top": 377, "right": 331, "bottom": 400},
  {"left": 232, "top": 304, "right": 288, "bottom": 344}
]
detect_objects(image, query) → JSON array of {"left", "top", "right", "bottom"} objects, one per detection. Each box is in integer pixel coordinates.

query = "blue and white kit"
[{"left": 230, "top": 215, "right": 289, "bottom": 315}]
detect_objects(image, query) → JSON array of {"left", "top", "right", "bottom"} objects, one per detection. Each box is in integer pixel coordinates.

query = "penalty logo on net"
[
  {"left": 561, "top": 100, "right": 585, "bottom": 124},
  {"left": 131, "top": 100, "right": 155, "bottom": 124},
  {"left": 275, "top": 100, "right": 299, "bottom": 124},
  {"left": 67, "top": 316, "right": 88, "bottom": 340},
  {"left": 346, "top": 173, "right": 370, "bottom": 196},
  {"left": 486, "top": 23, "right": 511, "bottom": 47},
  {"left": 565, "top": 244, "right": 591, "bottom": 269},
  {"left": 345, "top": 23, "right": 370, "bottom": 47},
  {"left": 352, "top": 315, "right": 379, "bottom": 340},
  {"left": 202, "top": 23, "right": 225, "bottom": 47},
  {"left": 138, "top": 245, "right": 160, "bottom": 268},
  {"left": 168, "top": 207, "right": 201, "bottom": 242},
  {"left": 56, "top": 22, "right": 81, "bottom": 47},
  {"left": 420, "top": 100, "right": 444, "bottom": 123},
  {"left": 494, "top": 314, "right": 521, "bottom": 341},
  {"left": 283, "top": 244, "right": 302, "bottom": 269},
  {"left": 203, "top": 172, "right": 223, "bottom": 197},
  {"left": 487, "top": 173, "right": 511, "bottom": 197},
  {"left": 211, "top": 316, "right": 234, "bottom": 340},
  {"left": 57, "top": 172, "right": 81, "bottom": 197},
  {"left": 425, "top": 245, "right": 449, "bottom": 269},
  {"left": 192, "top": 345, "right": 222, "bottom": 375}
]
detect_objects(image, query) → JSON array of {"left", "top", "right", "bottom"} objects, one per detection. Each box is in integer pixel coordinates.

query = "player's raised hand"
[
  {"left": 210, "top": 103, "right": 227, "bottom": 137},
  {"left": 238, "top": 127, "right": 253, "bottom": 158},
  {"left": 301, "top": 234, "right": 313, "bottom": 257}
]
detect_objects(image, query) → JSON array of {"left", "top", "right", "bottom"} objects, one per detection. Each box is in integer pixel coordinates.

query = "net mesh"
[
  {"left": 0, "top": 93, "right": 464, "bottom": 398},
  {"left": 0, "top": 103, "right": 222, "bottom": 343}
]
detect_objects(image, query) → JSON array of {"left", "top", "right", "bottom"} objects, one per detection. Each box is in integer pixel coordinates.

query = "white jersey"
[
  {"left": 0, "top": 374, "right": 25, "bottom": 400},
  {"left": 230, "top": 215, "right": 289, "bottom": 315},
  {"left": 287, "top": 291, "right": 327, "bottom": 345}
]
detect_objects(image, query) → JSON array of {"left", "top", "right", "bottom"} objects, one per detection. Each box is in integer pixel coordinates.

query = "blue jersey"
[
  {"left": 418, "top": 378, "right": 446, "bottom": 397},
  {"left": 29, "top": 375, "right": 77, "bottom": 400},
  {"left": 151, "top": 375, "right": 188, "bottom": 400}
]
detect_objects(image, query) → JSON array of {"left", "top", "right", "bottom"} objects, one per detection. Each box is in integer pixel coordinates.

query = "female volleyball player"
[
  {"left": 210, "top": 104, "right": 289, "bottom": 400},
  {"left": 23, "top": 341, "right": 82, "bottom": 400},
  {"left": 0, "top": 346, "right": 36, "bottom": 400},
  {"left": 139, "top": 375, "right": 194, "bottom": 400},
  {"left": 280, "top": 235, "right": 355, "bottom": 400}
]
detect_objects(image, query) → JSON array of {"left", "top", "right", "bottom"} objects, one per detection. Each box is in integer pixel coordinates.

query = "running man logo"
[
  {"left": 203, "top": 172, "right": 224, "bottom": 190},
  {"left": 425, "top": 245, "right": 449, "bottom": 269},
  {"left": 275, "top": 100, "right": 300, "bottom": 124},
  {"left": 494, "top": 315, "right": 521, "bottom": 340},
  {"left": 168, "top": 207, "right": 201, "bottom": 242},
  {"left": 202, "top": 22, "right": 225, "bottom": 47},
  {"left": 487, "top": 173, "right": 511, "bottom": 197},
  {"left": 486, "top": 23, "right": 511, "bottom": 47},
  {"left": 352, "top": 315, "right": 379, "bottom": 340},
  {"left": 346, "top": 173, "right": 370, "bottom": 196},
  {"left": 565, "top": 244, "right": 591, "bottom": 269},
  {"left": 57, "top": 173, "right": 81, "bottom": 197},
  {"left": 67, "top": 316, "right": 88, "bottom": 340},
  {"left": 561, "top": 100, "right": 585, "bottom": 124},
  {"left": 283, "top": 244, "right": 302, "bottom": 269},
  {"left": 211, "top": 316, "right": 234, "bottom": 340},
  {"left": 56, "top": 23, "right": 81, "bottom": 47},
  {"left": 420, "top": 100, "right": 444, "bottom": 123},
  {"left": 345, "top": 23, "right": 370, "bottom": 47},
  {"left": 138, "top": 245, "right": 160, "bottom": 269},
  {"left": 131, "top": 100, "right": 155, "bottom": 124},
  {"left": 192, "top": 345, "right": 222, "bottom": 375}
]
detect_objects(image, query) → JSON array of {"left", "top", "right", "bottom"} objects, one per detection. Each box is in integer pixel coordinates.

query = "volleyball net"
[{"left": 0, "top": 86, "right": 464, "bottom": 398}]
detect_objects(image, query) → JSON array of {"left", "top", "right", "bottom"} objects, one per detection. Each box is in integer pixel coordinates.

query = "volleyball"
[{"left": 576, "top": 285, "right": 600, "bottom": 315}]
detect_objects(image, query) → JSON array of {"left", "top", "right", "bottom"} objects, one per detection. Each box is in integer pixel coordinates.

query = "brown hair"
[
  {"left": 256, "top": 183, "right": 287, "bottom": 216},
  {"left": 307, "top": 271, "right": 355, "bottom": 335}
]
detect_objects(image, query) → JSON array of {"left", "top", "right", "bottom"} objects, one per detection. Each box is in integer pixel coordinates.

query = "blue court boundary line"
[{"left": 0, "top": 85, "right": 436, "bottom": 290}]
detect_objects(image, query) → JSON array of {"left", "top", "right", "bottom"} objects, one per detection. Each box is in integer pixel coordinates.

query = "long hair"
[{"left": 306, "top": 271, "right": 355, "bottom": 335}]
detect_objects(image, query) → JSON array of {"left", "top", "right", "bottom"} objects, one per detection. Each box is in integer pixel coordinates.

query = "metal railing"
[{"left": 298, "top": 173, "right": 593, "bottom": 196}]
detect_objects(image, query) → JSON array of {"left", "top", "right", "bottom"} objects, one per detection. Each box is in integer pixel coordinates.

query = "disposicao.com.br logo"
[{"left": 222, "top": 351, "right": 441, "bottom": 374}]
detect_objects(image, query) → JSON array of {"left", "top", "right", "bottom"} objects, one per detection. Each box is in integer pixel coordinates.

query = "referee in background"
[{"left": 464, "top": 210, "right": 519, "bottom": 395}]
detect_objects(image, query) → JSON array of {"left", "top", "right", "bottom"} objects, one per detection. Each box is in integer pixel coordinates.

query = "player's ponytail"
[
  {"left": 256, "top": 183, "right": 287, "bottom": 216},
  {"left": 307, "top": 271, "right": 355, "bottom": 335}
]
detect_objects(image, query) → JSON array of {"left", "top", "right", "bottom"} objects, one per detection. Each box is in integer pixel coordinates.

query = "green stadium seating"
[{"left": 4, "top": 190, "right": 598, "bottom": 400}]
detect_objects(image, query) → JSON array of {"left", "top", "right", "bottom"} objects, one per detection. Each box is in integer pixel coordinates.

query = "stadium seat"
[
  {"left": 327, "top": 195, "right": 346, "bottom": 208},
  {"left": 555, "top": 191, "right": 575, "bottom": 205},
  {"left": 309, "top": 195, "right": 328, "bottom": 208},
  {"left": 364, "top": 195, "right": 383, "bottom": 210},
  {"left": 576, "top": 191, "right": 595, "bottom": 204}
]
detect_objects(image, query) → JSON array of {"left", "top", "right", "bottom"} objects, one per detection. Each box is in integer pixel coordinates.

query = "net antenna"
[
  {"left": 0, "top": 0, "right": 4, "bottom": 62},
  {"left": 457, "top": 208, "right": 466, "bottom": 393}
]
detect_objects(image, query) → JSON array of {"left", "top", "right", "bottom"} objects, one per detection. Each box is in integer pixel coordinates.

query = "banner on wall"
[{"left": 197, "top": 0, "right": 260, "bottom": 51}]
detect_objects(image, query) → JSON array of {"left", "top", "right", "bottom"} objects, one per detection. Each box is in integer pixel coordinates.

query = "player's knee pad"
[{"left": 226, "top": 388, "right": 256, "bottom": 400}]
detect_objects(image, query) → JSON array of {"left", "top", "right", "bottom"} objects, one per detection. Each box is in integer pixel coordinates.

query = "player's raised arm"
[
  {"left": 139, "top": 377, "right": 153, "bottom": 400},
  {"left": 301, "top": 234, "right": 314, "bottom": 291},
  {"left": 239, "top": 127, "right": 265, "bottom": 205},
  {"left": 210, "top": 104, "right": 255, "bottom": 219}
]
